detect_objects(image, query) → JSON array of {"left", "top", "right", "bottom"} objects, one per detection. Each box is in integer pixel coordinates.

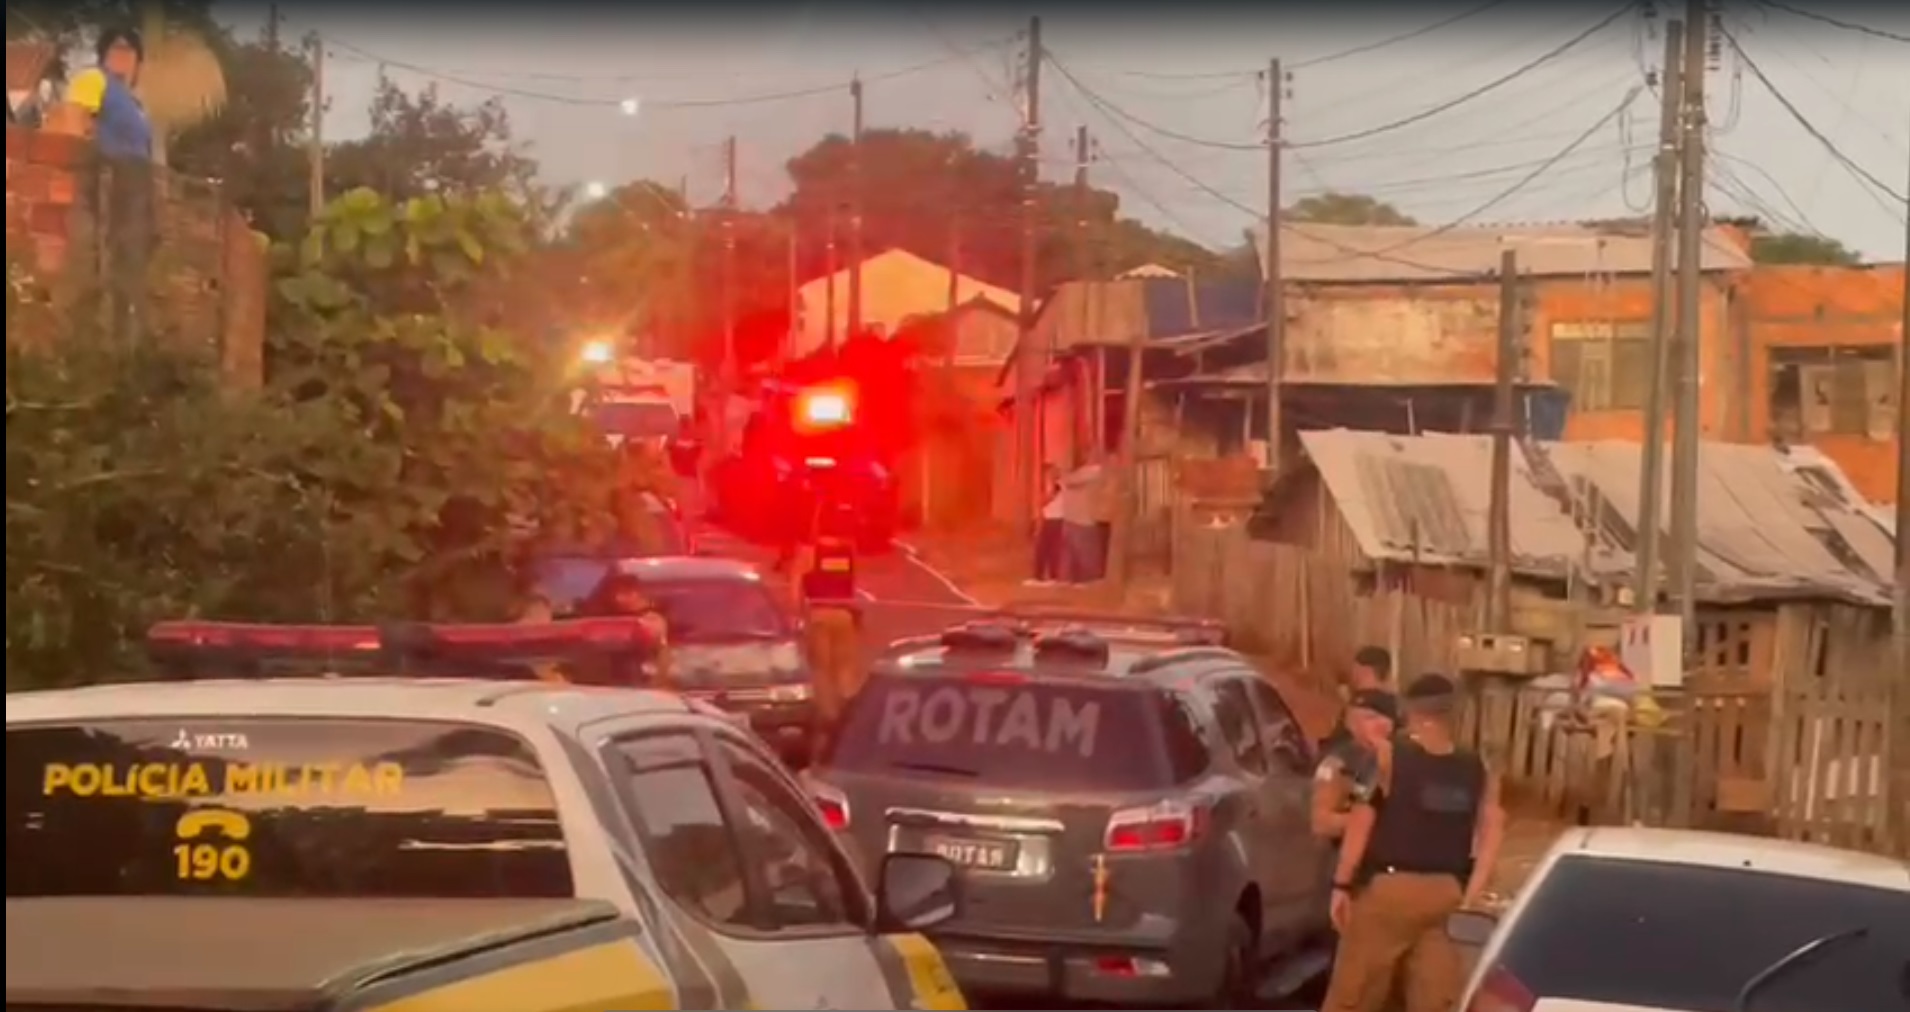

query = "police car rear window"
[
  {"left": 829, "top": 675, "right": 1179, "bottom": 791},
  {"left": 6, "top": 718, "right": 574, "bottom": 899}
]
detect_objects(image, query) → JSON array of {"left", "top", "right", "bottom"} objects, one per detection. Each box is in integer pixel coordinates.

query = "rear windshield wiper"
[
  {"left": 889, "top": 760, "right": 980, "bottom": 778},
  {"left": 1734, "top": 926, "right": 1870, "bottom": 1012}
]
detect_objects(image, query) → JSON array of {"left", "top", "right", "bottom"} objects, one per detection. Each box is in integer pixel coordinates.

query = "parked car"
[
  {"left": 7, "top": 632, "right": 967, "bottom": 1010},
  {"left": 804, "top": 615, "right": 1335, "bottom": 1007},
  {"left": 540, "top": 556, "right": 818, "bottom": 763},
  {"left": 1449, "top": 826, "right": 1910, "bottom": 1012}
]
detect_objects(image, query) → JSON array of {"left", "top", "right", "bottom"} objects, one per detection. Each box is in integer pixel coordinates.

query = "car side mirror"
[
  {"left": 1446, "top": 908, "right": 1498, "bottom": 947},
  {"left": 874, "top": 852, "right": 961, "bottom": 933}
]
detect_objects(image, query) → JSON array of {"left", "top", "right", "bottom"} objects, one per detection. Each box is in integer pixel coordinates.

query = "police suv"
[
  {"left": 804, "top": 614, "right": 1338, "bottom": 1007},
  {"left": 5, "top": 620, "right": 966, "bottom": 1011}
]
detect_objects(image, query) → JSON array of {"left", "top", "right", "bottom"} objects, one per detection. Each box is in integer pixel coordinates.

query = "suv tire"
[{"left": 1200, "top": 910, "right": 1256, "bottom": 1009}]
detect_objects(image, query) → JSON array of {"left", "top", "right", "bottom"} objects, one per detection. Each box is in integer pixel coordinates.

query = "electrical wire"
[
  {"left": 1052, "top": 59, "right": 1264, "bottom": 152},
  {"left": 1753, "top": 1, "right": 1910, "bottom": 45},
  {"left": 1101, "top": 0, "right": 1516, "bottom": 81},
  {"left": 1718, "top": 25, "right": 1908, "bottom": 210},
  {"left": 321, "top": 33, "right": 1009, "bottom": 111},
  {"left": 1289, "top": 4, "right": 1634, "bottom": 150},
  {"left": 1289, "top": 86, "right": 1646, "bottom": 265}
]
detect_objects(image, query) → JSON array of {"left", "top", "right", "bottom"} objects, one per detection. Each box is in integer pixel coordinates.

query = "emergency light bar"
[
  {"left": 144, "top": 619, "right": 657, "bottom": 680},
  {"left": 986, "top": 606, "right": 1228, "bottom": 647}
]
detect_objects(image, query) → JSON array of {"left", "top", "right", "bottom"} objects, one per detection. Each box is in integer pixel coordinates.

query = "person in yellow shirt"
[{"left": 790, "top": 499, "right": 863, "bottom": 751}]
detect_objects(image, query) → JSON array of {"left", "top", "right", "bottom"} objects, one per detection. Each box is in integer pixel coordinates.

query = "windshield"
[
  {"left": 829, "top": 674, "right": 1184, "bottom": 791},
  {"left": 7, "top": 718, "right": 574, "bottom": 899},
  {"left": 589, "top": 400, "right": 679, "bottom": 440},
  {"left": 1495, "top": 855, "right": 1909, "bottom": 1012},
  {"left": 642, "top": 579, "right": 791, "bottom": 641}
]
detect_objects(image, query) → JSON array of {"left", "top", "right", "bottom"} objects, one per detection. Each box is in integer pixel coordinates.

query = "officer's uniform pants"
[
  {"left": 1322, "top": 872, "right": 1465, "bottom": 1012},
  {"left": 806, "top": 607, "right": 862, "bottom": 729}
]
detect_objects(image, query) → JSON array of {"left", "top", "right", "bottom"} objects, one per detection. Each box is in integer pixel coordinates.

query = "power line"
[
  {"left": 1099, "top": 0, "right": 1516, "bottom": 81},
  {"left": 1289, "top": 86, "right": 1646, "bottom": 265},
  {"left": 1056, "top": 62, "right": 1263, "bottom": 152},
  {"left": 1753, "top": 1, "right": 1910, "bottom": 45},
  {"left": 1719, "top": 25, "right": 1909, "bottom": 211},
  {"left": 1291, "top": 0, "right": 1516, "bottom": 69},
  {"left": 1290, "top": 4, "right": 1634, "bottom": 150},
  {"left": 320, "top": 34, "right": 1007, "bottom": 111}
]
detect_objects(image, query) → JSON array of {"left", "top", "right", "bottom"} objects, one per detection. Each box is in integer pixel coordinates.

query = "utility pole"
[
  {"left": 720, "top": 136, "right": 738, "bottom": 456},
  {"left": 825, "top": 207, "right": 840, "bottom": 352},
  {"left": 1487, "top": 249, "right": 1520, "bottom": 629},
  {"left": 946, "top": 218, "right": 962, "bottom": 316},
  {"left": 1895, "top": 114, "right": 1908, "bottom": 673},
  {"left": 785, "top": 223, "right": 800, "bottom": 364},
  {"left": 1264, "top": 57, "right": 1287, "bottom": 474},
  {"left": 1073, "top": 125, "right": 1092, "bottom": 285},
  {"left": 1632, "top": 19, "right": 1686, "bottom": 613},
  {"left": 306, "top": 32, "right": 325, "bottom": 217},
  {"left": 1667, "top": 0, "right": 1708, "bottom": 636},
  {"left": 847, "top": 76, "right": 866, "bottom": 338},
  {"left": 1013, "top": 15, "right": 1044, "bottom": 524}
]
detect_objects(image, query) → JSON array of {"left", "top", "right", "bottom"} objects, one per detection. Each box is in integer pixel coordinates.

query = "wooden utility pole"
[
  {"left": 1632, "top": 19, "right": 1686, "bottom": 613},
  {"left": 847, "top": 76, "right": 866, "bottom": 338},
  {"left": 1895, "top": 113, "right": 1908, "bottom": 673},
  {"left": 1264, "top": 57, "right": 1287, "bottom": 473},
  {"left": 825, "top": 207, "right": 840, "bottom": 352},
  {"left": 720, "top": 135, "right": 738, "bottom": 415},
  {"left": 1667, "top": 0, "right": 1708, "bottom": 636},
  {"left": 785, "top": 223, "right": 800, "bottom": 363},
  {"left": 1073, "top": 125, "right": 1092, "bottom": 285},
  {"left": 946, "top": 218, "right": 962, "bottom": 316},
  {"left": 306, "top": 32, "right": 325, "bottom": 217},
  {"left": 1487, "top": 249, "right": 1520, "bottom": 629},
  {"left": 1013, "top": 16, "right": 1044, "bottom": 524},
  {"left": 1109, "top": 327, "right": 1146, "bottom": 592}
]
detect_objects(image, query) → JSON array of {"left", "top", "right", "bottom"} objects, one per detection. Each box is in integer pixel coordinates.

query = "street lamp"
[
  {"left": 620, "top": 97, "right": 641, "bottom": 117},
  {"left": 584, "top": 180, "right": 609, "bottom": 200}
]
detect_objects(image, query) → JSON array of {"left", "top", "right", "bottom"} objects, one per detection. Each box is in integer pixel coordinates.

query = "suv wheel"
[{"left": 1203, "top": 911, "right": 1256, "bottom": 1008}]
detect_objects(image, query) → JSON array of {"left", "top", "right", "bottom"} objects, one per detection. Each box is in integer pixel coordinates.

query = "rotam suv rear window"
[{"left": 828, "top": 674, "right": 1187, "bottom": 791}]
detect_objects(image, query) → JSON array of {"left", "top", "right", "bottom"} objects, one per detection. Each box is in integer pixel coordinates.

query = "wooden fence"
[{"left": 1458, "top": 607, "right": 1905, "bottom": 857}]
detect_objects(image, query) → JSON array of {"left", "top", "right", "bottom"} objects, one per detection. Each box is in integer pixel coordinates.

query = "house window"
[
  {"left": 1769, "top": 346, "right": 1897, "bottom": 441},
  {"left": 1549, "top": 321, "right": 1662, "bottom": 413}
]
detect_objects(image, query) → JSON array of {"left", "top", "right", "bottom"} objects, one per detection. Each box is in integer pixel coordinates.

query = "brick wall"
[{"left": 5, "top": 123, "right": 265, "bottom": 386}]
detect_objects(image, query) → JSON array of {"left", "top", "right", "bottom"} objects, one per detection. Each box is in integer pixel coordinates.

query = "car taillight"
[
  {"left": 1465, "top": 964, "right": 1536, "bottom": 1012},
  {"left": 811, "top": 783, "right": 851, "bottom": 831},
  {"left": 1104, "top": 800, "right": 1208, "bottom": 852}
]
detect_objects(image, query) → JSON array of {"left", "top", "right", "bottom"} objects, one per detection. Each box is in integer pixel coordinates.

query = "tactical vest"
[
  {"left": 1360, "top": 740, "right": 1485, "bottom": 883},
  {"left": 800, "top": 538, "right": 857, "bottom": 603}
]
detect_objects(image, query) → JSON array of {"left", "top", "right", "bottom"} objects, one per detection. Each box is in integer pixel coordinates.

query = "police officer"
[
  {"left": 1322, "top": 673, "right": 1505, "bottom": 1012},
  {"left": 793, "top": 498, "right": 864, "bottom": 753},
  {"left": 1311, "top": 688, "right": 1398, "bottom": 842},
  {"left": 1320, "top": 646, "right": 1393, "bottom": 754}
]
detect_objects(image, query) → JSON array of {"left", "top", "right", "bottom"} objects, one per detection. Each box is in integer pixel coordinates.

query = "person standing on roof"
[
  {"left": 581, "top": 572, "right": 673, "bottom": 688},
  {"left": 1321, "top": 673, "right": 1505, "bottom": 1012}
]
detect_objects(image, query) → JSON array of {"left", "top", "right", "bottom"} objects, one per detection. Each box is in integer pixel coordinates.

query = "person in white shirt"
[{"left": 1058, "top": 461, "right": 1106, "bottom": 583}]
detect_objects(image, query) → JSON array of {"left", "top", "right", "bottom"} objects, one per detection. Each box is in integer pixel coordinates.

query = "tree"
[
  {"left": 170, "top": 28, "right": 314, "bottom": 239},
  {"left": 1285, "top": 191, "right": 1416, "bottom": 226},
  {"left": 1750, "top": 231, "right": 1860, "bottom": 267},
  {"left": 780, "top": 127, "right": 1224, "bottom": 292},
  {"left": 327, "top": 76, "right": 542, "bottom": 209}
]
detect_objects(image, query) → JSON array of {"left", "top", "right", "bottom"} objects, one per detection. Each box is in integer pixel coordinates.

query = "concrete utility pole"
[
  {"left": 825, "top": 207, "right": 840, "bottom": 352},
  {"left": 1073, "top": 125, "right": 1093, "bottom": 286},
  {"left": 1264, "top": 57, "right": 1287, "bottom": 474},
  {"left": 1667, "top": 0, "right": 1708, "bottom": 636},
  {"left": 847, "top": 76, "right": 865, "bottom": 338},
  {"left": 1632, "top": 19, "right": 1686, "bottom": 613},
  {"left": 1487, "top": 249, "right": 1520, "bottom": 630},
  {"left": 306, "top": 32, "right": 325, "bottom": 217},
  {"left": 785, "top": 223, "right": 799, "bottom": 363},
  {"left": 1013, "top": 16, "right": 1044, "bottom": 525}
]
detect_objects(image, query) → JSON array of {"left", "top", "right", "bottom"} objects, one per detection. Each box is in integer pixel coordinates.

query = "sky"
[{"left": 224, "top": 2, "right": 1908, "bottom": 262}]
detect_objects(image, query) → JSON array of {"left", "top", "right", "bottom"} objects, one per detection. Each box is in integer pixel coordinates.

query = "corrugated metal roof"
[
  {"left": 1035, "top": 277, "right": 1264, "bottom": 351},
  {"left": 1291, "top": 430, "right": 1894, "bottom": 606},
  {"left": 1255, "top": 222, "right": 1756, "bottom": 283}
]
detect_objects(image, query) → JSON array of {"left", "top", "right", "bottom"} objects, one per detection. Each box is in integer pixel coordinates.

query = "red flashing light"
[
  {"left": 421, "top": 618, "right": 652, "bottom": 648},
  {"left": 793, "top": 382, "right": 855, "bottom": 432},
  {"left": 146, "top": 622, "right": 380, "bottom": 652}
]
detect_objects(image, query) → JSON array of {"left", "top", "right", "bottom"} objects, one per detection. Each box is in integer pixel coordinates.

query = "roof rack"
[
  {"left": 988, "top": 604, "right": 1227, "bottom": 647},
  {"left": 144, "top": 619, "right": 658, "bottom": 681}
]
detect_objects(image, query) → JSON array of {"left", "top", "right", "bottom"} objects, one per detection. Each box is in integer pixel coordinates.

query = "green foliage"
[
  {"left": 5, "top": 185, "right": 618, "bottom": 690},
  {"left": 1285, "top": 191, "right": 1417, "bottom": 227},
  {"left": 1750, "top": 232, "right": 1861, "bottom": 267},
  {"left": 170, "top": 29, "right": 316, "bottom": 240}
]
